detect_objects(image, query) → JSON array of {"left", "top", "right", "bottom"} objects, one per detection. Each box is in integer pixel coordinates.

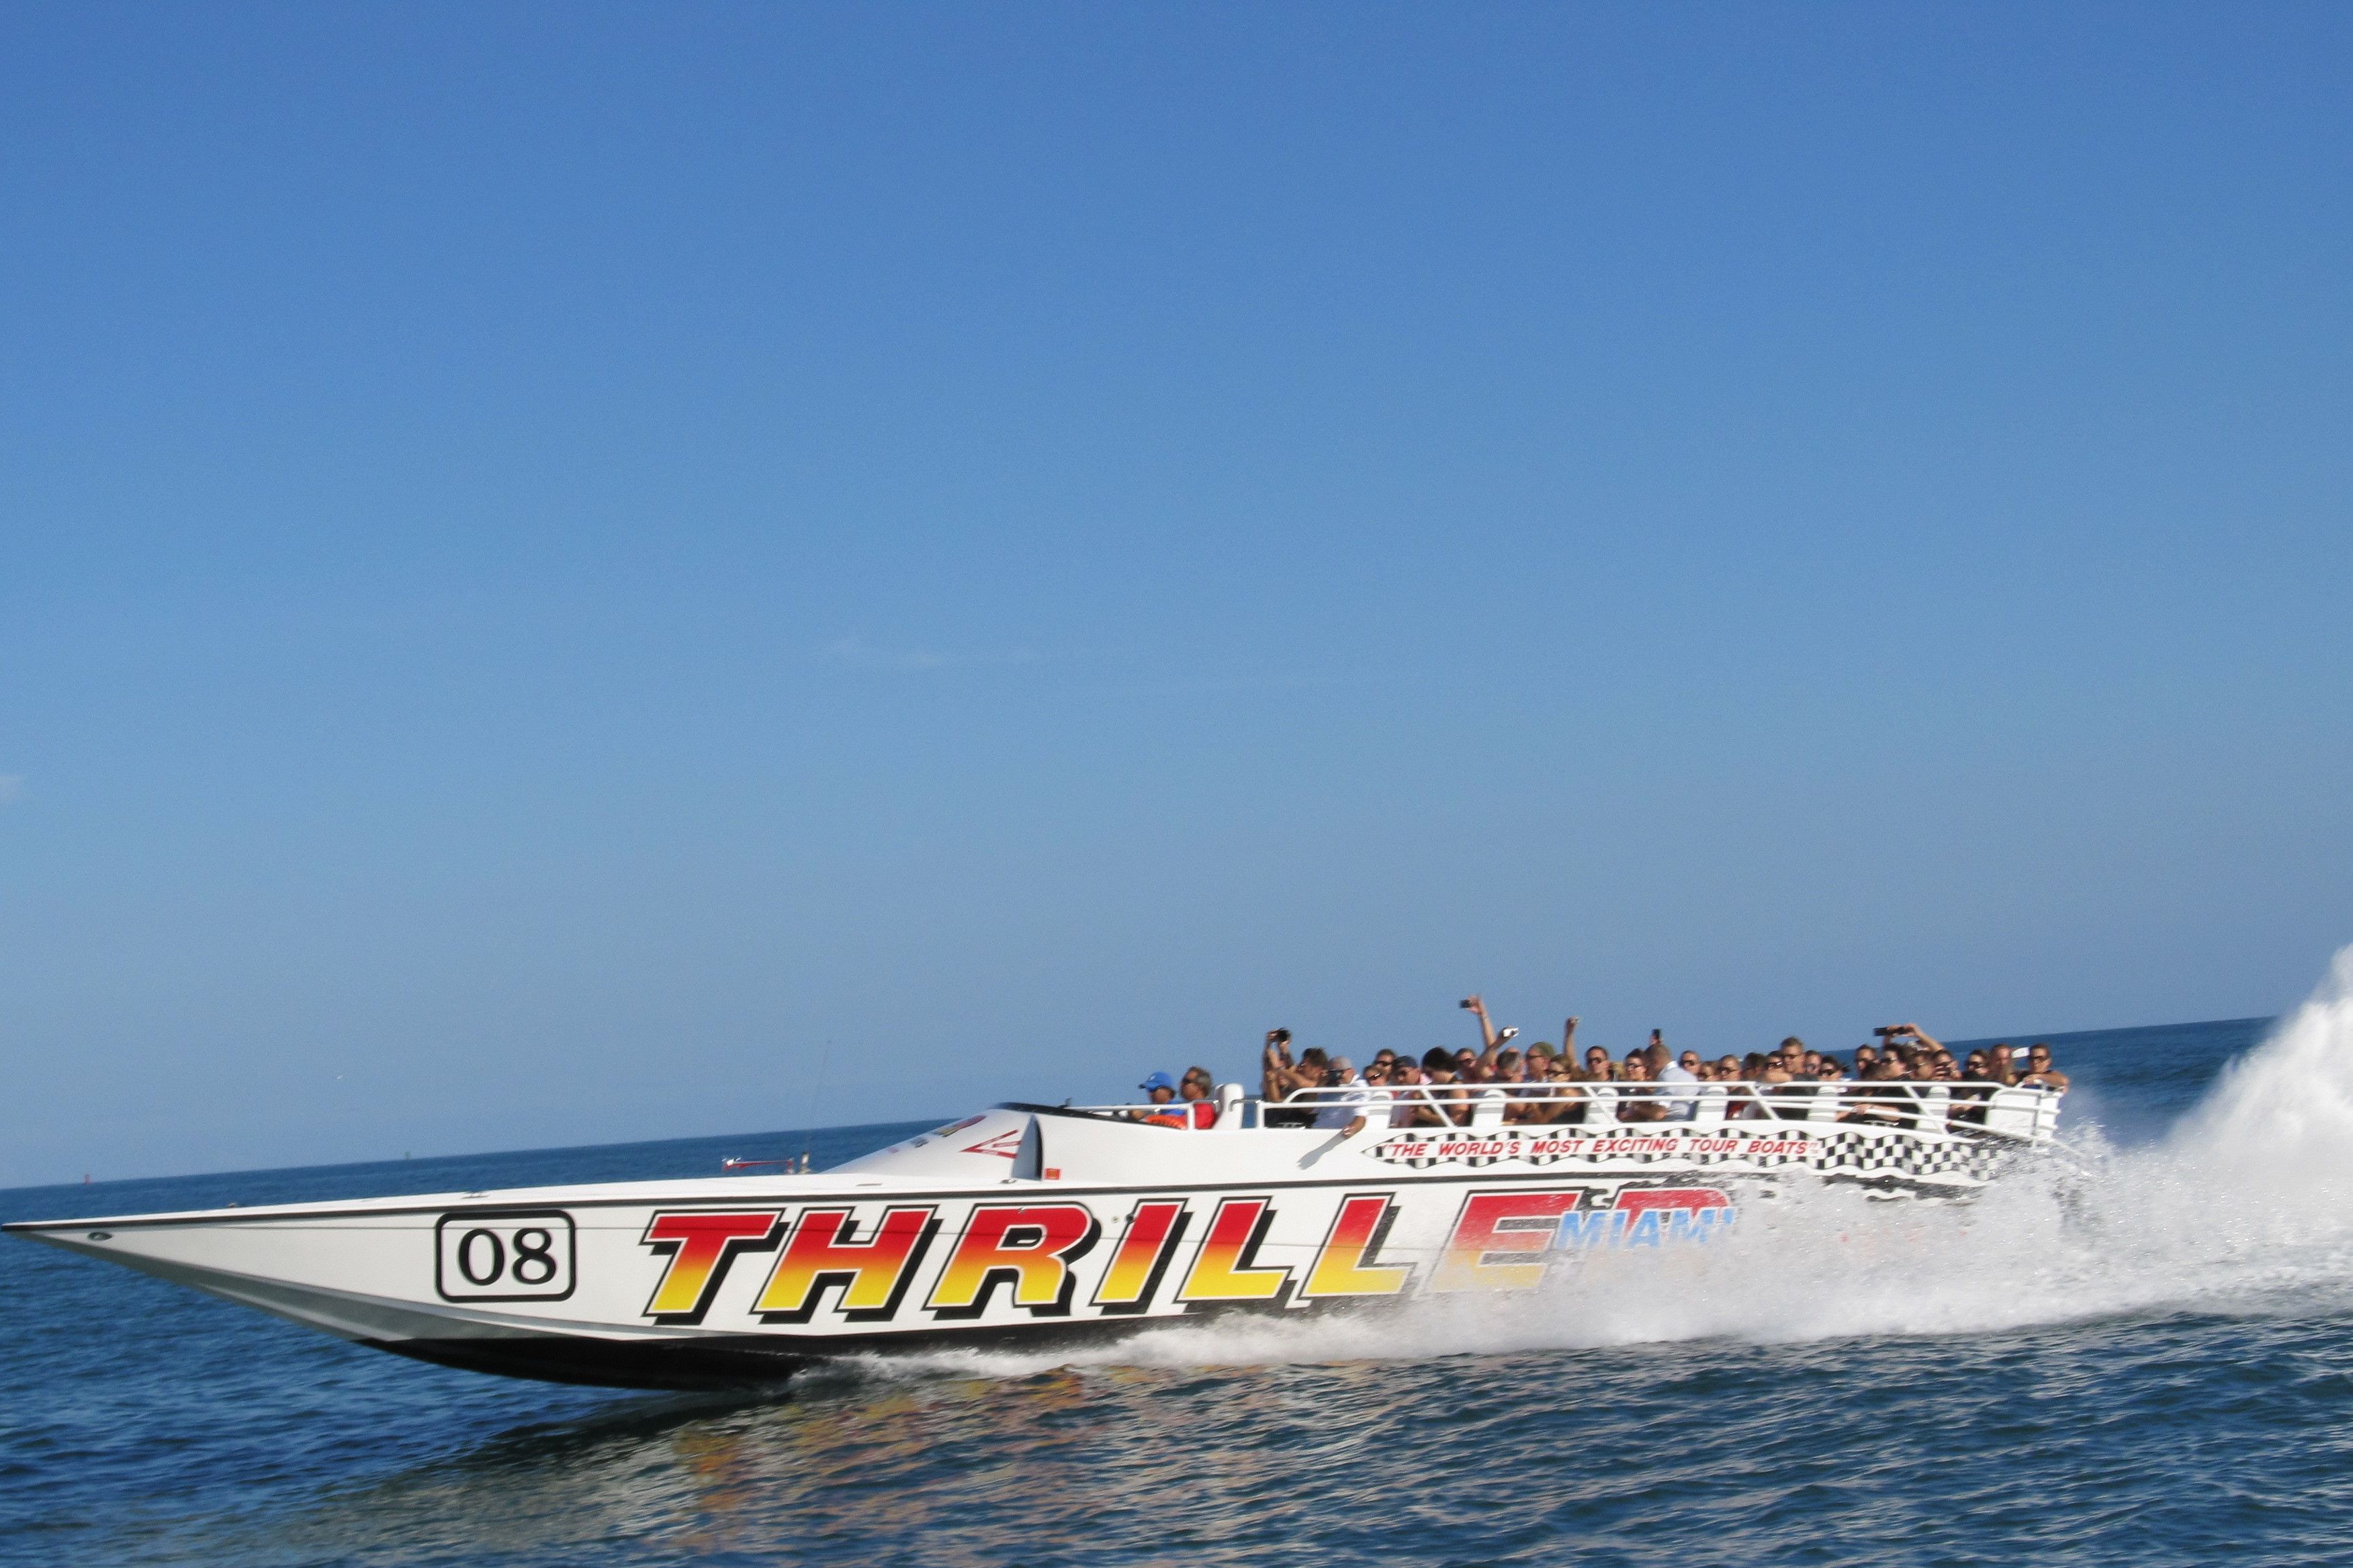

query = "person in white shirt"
[
  {"left": 1313, "top": 1056, "right": 1377, "bottom": 1135},
  {"left": 1650, "top": 1040, "right": 1701, "bottom": 1121}
]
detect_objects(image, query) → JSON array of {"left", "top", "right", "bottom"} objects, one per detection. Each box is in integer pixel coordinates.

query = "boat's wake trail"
[{"left": 838, "top": 948, "right": 2353, "bottom": 1384}]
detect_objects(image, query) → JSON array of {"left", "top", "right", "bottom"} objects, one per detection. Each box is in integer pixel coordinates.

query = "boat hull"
[{"left": 7, "top": 1105, "right": 2044, "bottom": 1389}]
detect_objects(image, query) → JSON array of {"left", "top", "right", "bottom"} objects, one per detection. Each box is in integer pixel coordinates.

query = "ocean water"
[{"left": 9, "top": 962, "right": 2353, "bottom": 1567}]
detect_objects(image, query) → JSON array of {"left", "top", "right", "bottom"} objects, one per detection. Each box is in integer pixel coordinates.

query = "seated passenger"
[
  {"left": 1779, "top": 1048, "right": 1816, "bottom": 1123},
  {"left": 1411, "top": 1048, "right": 1468, "bottom": 1127},
  {"left": 2020, "top": 1044, "right": 2070, "bottom": 1091},
  {"left": 1180, "top": 1066, "right": 1218, "bottom": 1128},
  {"left": 1617, "top": 1056, "right": 1668, "bottom": 1123},
  {"left": 1260, "top": 1033, "right": 1325, "bottom": 1127},
  {"left": 1839, "top": 1056, "right": 1916, "bottom": 1127},
  {"left": 1551, "top": 1058, "right": 1592, "bottom": 1123},
  {"left": 1313, "top": 1057, "right": 1376, "bottom": 1135},
  {"left": 1654, "top": 1046, "right": 1700, "bottom": 1121},
  {"left": 1438, "top": 1055, "right": 1477, "bottom": 1123},
  {"left": 1723, "top": 1052, "right": 1769, "bottom": 1121},
  {"left": 1951, "top": 1053, "right": 1996, "bottom": 1125},
  {"left": 1491, "top": 1049, "right": 1541, "bottom": 1122},
  {"left": 1761, "top": 1045, "right": 1808, "bottom": 1121},
  {"left": 1384, "top": 1058, "right": 1426, "bottom": 1128},
  {"left": 1137, "top": 1072, "right": 1190, "bottom": 1128},
  {"left": 1517, "top": 1060, "right": 1567, "bottom": 1124}
]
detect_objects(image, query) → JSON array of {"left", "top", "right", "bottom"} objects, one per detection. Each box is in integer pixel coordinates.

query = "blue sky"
[{"left": 3, "top": 4, "right": 2348, "bottom": 1186}]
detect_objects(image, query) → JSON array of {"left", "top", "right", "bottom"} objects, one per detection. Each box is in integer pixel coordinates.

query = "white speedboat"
[{"left": 6, "top": 1079, "right": 2060, "bottom": 1389}]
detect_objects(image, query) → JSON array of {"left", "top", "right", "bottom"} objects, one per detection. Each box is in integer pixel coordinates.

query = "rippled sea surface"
[{"left": 13, "top": 1011, "right": 2353, "bottom": 1567}]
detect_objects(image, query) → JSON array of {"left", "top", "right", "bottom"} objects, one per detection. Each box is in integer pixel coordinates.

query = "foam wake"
[{"left": 836, "top": 950, "right": 2353, "bottom": 1382}]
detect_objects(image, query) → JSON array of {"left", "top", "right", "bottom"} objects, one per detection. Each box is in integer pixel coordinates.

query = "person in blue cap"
[{"left": 1135, "top": 1072, "right": 1189, "bottom": 1128}]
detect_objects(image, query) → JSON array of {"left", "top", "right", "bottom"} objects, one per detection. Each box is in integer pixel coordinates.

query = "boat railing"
[{"left": 1061, "top": 1079, "right": 2060, "bottom": 1143}]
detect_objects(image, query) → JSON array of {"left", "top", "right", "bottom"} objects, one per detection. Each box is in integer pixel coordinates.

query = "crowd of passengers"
[{"left": 1135, "top": 995, "right": 2068, "bottom": 1131}]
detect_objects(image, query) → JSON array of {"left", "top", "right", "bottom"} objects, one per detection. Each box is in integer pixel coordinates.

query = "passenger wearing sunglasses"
[{"left": 2019, "top": 1044, "right": 2070, "bottom": 1092}]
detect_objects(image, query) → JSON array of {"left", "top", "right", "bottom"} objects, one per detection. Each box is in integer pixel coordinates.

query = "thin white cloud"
[
  {"left": 0, "top": 776, "right": 21, "bottom": 804},
  {"left": 822, "top": 637, "right": 1041, "bottom": 672}
]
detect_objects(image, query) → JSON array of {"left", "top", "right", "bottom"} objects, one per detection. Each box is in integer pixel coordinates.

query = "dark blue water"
[{"left": 8, "top": 1015, "right": 2346, "bottom": 1567}]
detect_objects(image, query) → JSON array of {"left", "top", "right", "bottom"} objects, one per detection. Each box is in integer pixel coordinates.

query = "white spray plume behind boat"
[
  {"left": 2173, "top": 943, "right": 2353, "bottom": 1181},
  {"left": 846, "top": 944, "right": 2353, "bottom": 1385}
]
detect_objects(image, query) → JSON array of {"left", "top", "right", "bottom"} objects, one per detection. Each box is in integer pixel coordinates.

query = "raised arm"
[
  {"left": 1464, "top": 994, "right": 1497, "bottom": 1052},
  {"left": 1261, "top": 1029, "right": 1292, "bottom": 1100}
]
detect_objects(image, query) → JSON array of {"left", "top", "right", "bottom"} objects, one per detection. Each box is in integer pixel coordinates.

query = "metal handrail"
[
  {"left": 1063, "top": 1078, "right": 2061, "bottom": 1143},
  {"left": 1276, "top": 1081, "right": 2057, "bottom": 1103}
]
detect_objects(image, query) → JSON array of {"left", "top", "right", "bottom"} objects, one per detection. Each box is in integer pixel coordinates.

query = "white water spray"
[
  {"left": 850, "top": 948, "right": 2353, "bottom": 1383},
  {"left": 2173, "top": 945, "right": 2353, "bottom": 1181}
]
